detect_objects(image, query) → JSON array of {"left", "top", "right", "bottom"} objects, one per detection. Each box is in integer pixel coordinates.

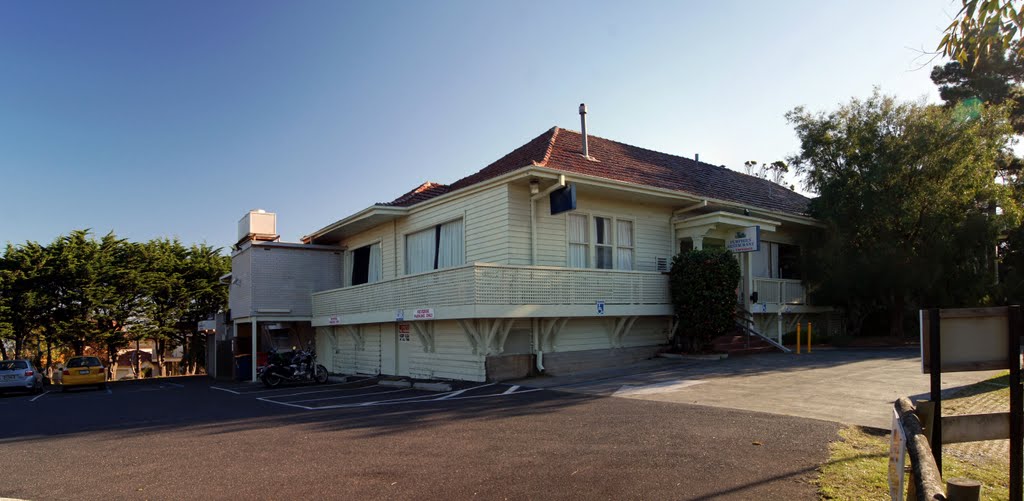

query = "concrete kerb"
[
  {"left": 413, "top": 381, "right": 453, "bottom": 392},
  {"left": 376, "top": 379, "right": 454, "bottom": 392},
  {"left": 657, "top": 353, "right": 728, "bottom": 361},
  {"left": 378, "top": 380, "right": 412, "bottom": 389}
]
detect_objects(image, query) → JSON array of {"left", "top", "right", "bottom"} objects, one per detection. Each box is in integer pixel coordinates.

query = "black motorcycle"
[{"left": 259, "top": 343, "right": 328, "bottom": 388}]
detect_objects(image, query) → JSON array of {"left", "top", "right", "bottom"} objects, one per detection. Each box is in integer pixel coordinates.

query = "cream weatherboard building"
[{"left": 228, "top": 123, "right": 833, "bottom": 382}]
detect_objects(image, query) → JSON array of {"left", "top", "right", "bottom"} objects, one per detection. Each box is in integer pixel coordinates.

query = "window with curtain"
[
  {"left": 405, "top": 219, "right": 464, "bottom": 274},
  {"left": 616, "top": 220, "right": 634, "bottom": 270},
  {"left": 751, "top": 243, "right": 773, "bottom": 278},
  {"left": 594, "top": 217, "right": 613, "bottom": 269},
  {"left": 350, "top": 242, "right": 383, "bottom": 286},
  {"left": 568, "top": 214, "right": 588, "bottom": 268},
  {"left": 437, "top": 219, "right": 463, "bottom": 269}
]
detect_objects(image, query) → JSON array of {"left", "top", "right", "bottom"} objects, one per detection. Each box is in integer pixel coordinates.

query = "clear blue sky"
[{"left": 0, "top": 0, "right": 959, "bottom": 248}]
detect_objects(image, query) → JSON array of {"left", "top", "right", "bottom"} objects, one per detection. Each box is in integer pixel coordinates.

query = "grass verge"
[{"left": 817, "top": 373, "right": 1011, "bottom": 500}]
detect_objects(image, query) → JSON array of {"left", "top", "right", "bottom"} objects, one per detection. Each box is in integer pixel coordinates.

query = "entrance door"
[
  {"left": 396, "top": 323, "right": 412, "bottom": 377},
  {"left": 380, "top": 324, "right": 397, "bottom": 375}
]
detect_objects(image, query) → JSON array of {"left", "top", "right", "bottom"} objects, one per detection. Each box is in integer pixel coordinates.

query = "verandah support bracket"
[
  {"left": 410, "top": 322, "right": 436, "bottom": 353},
  {"left": 457, "top": 319, "right": 484, "bottom": 355},
  {"left": 344, "top": 325, "right": 365, "bottom": 351},
  {"left": 606, "top": 316, "right": 639, "bottom": 348},
  {"left": 540, "top": 317, "right": 569, "bottom": 352},
  {"left": 457, "top": 319, "right": 516, "bottom": 355}
]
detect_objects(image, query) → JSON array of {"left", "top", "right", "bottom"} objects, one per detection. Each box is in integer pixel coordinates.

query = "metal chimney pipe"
[
  {"left": 695, "top": 153, "right": 699, "bottom": 163},
  {"left": 579, "top": 103, "right": 589, "bottom": 158}
]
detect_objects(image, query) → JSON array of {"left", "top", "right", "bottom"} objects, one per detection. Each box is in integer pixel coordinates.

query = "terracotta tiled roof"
[
  {"left": 384, "top": 127, "right": 811, "bottom": 216},
  {"left": 380, "top": 181, "right": 451, "bottom": 207}
]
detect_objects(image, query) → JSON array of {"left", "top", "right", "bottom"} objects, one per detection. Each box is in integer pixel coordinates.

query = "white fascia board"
[
  {"left": 526, "top": 166, "right": 822, "bottom": 228},
  {"left": 675, "top": 211, "right": 782, "bottom": 232},
  {"left": 302, "top": 205, "right": 408, "bottom": 243}
]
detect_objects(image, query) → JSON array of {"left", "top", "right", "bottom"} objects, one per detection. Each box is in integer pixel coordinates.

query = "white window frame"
[
  {"left": 565, "top": 213, "right": 636, "bottom": 271},
  {"left": 567, "top": 213, "right": 590, "bottom": 268},
  {"left": 403, "top": 217, "right": 466, "bottom": 275},
  {"left": 593, "top": 215, "right": 614, "bottom": 270},
  {"left": 615, "top": 218, "right": 635, "bottom": 271},
  {"left": 346, "top": 239, "right": 383, "bottom": 286}
]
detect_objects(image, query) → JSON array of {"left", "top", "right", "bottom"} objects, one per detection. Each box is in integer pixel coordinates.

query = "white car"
[{"left": 0, "top": 360, "right": 44, "bottom": 394}]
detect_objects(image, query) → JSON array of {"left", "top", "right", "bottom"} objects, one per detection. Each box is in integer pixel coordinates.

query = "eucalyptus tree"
[{"left": 788, "top": 91, "right": 1019, "bottom": 336}]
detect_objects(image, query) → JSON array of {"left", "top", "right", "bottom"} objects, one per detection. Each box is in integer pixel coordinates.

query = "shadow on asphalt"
[
  {"left": 0, "top": 376, "right": 602, "bottom": 444},
  {"left": 0, "top": 349, "right": 914, "bottom": 445},
  {"left": 532, "top": 347, "right": 920, "bottom": 391}
]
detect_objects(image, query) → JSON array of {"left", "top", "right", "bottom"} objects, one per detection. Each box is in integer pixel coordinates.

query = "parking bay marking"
[
  {"left": 30, "top": 391, "right": 49, "bottom": 402},
  {"left": 276, "top": 387, "right": 413, "bottom": 404},
  {"left": 209, "top": 381, "right": 358, "bottom": 396},
  {"left": 253, "top": 382, "right": 382, "bottom": 399}
]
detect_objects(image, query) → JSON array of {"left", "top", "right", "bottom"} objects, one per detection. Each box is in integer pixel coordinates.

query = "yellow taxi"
[{"left": 61, "top": 356, "right": 107, "bottom": 391}]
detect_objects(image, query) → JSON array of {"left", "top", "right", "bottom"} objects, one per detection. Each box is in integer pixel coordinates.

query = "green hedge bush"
[{"left": 669, "top": 248, "right": 741, "bottom": 352}]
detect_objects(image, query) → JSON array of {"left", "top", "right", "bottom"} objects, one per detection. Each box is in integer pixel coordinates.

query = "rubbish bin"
[{"left": 234, "top": 354, "right": 252, "bottom": 381}]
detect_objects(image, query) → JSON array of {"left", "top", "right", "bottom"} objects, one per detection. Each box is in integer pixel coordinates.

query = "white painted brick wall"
[{"left": 230, "top": 244, "right": 343, "bottom": 318}]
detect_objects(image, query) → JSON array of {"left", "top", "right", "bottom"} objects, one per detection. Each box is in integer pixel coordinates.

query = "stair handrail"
[{"left": 733, "top": 312, "right": 792, "bottom": 354}]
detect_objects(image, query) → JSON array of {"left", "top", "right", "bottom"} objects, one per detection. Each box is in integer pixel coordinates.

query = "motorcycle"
[{"left": 259, "top": 342, "right": 329, "bottom": 388}]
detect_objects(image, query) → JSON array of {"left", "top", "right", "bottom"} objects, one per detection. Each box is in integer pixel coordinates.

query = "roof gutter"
[{"left": 302, "top": 205, "right": 408, "bottom": 244}]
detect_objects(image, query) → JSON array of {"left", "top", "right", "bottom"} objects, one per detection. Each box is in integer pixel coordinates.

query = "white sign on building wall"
[
  {"left": 726, "top": 226, "right": 760, "bottom": 253},
  {"left": 412, "top": 308, "right": 435, "bottom": 320}
]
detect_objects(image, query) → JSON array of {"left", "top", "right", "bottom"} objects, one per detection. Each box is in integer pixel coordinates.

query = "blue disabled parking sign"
[{"left": 596, "top": 300, "right": 605, "bottom": 315}]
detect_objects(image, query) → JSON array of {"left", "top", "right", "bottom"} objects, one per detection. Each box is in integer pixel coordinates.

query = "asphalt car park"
[
  {"left": 0, "top": 372, "right": 838, "bottom": 500},
  {"left": 211, "top": 376, "right": 540, "bottom": 410}
]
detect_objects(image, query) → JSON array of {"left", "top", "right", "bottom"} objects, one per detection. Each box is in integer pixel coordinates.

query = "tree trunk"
[
  {"left": 0, "top": 340, "right": 8, "bottom": 360},
  {"left": 889, "top": 295, "right": 905, "bottom": 339},
  {"left": 156, "top": 338, "right": 166, "bottom": 377},
  {"left": 14, "top": 336, "right": 23, "bottom": 360},
  {"left": 34, "top": 337, "right": 43, "bottom": 371}
]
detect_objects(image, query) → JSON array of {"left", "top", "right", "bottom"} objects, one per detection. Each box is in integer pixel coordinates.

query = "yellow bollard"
[
  {"left": 796, "top": 322, "right": 801, "bottom": 355},
  {"left": 808, "top": 322, "right": 812, "bottom": 353}
]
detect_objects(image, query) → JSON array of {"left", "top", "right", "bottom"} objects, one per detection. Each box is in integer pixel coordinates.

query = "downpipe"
[{"left": 533, "top": 318, "right": 545, "bottom": 373}]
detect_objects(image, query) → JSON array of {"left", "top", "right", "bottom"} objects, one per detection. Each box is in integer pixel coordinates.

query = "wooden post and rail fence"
[{"left": 889, "top": 305, "right": 1023, "bottom": 501}]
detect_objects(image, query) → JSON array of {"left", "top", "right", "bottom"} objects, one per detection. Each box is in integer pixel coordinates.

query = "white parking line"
[
  {"left": 210, "top": 386, "right": 241, "bottom": 395},
  {"left": 250, "top": 382, "right": 540, "bottom": 411},
  {"left": 314, "top": 383, "right": 501, "bottom": 409},
  {"left": 30, "top": 391, "right": 49, "bottom": 402},
  {"left": 162, "top": 382, "right": 185, "bottom": 388},
  {"left": 435, "top": 389, "right": 468, "bottom": 400},
  {"left": 284, "top": 388, "right": 412, "bottom": 404},
  {"left": 255, "top": 397, "right": 314, "bottom": 410},
  {"left": 210, "top": 382, "right": 355, "bottom": 396},
  {"left": 442, "top": 388, "right": 542, "bottom": 401},
  {"left": 256, "top": 382, "right": 379, "bottom": 399}
]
